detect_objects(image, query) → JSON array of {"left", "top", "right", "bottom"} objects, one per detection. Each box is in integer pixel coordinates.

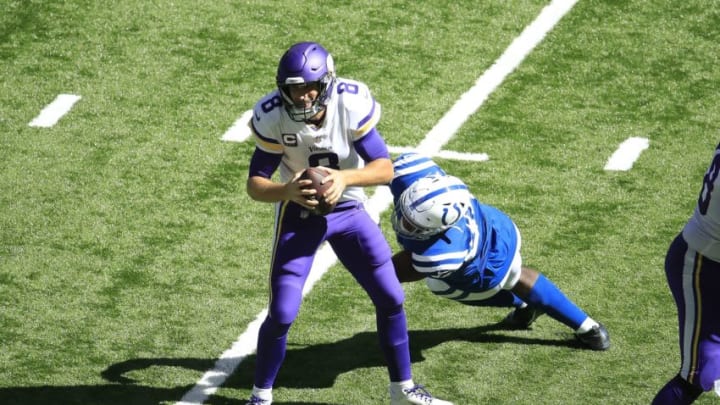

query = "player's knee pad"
[
  {"left": 268, "top": 303, "right": 301, "bottom": 326},
  {"left": 362, "top": 260, "right": 406, "bottom": 309},
  {"left": 375, "top": 303, "right": 404, "bottom": 318},
  {"left": 259, "top": 315, "right": 292, "bottom": 338}
]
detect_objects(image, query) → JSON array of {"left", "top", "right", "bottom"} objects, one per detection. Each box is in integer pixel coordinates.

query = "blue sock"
[{"left": 524, "top": 274, "right": 588, "bottom": 330}]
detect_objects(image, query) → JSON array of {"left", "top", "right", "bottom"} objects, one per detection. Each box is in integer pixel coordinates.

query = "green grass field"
[{"left": 2, "top": 1, "right": 719, "bottom": 404}]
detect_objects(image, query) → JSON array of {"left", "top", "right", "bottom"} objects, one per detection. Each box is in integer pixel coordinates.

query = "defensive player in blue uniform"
[
  {"left": 652, "top": 142, "right": 720, "bottom": 404},
  {"left": 389, "top": 153, "right": 610, "bottom": 350},
  {"left": 245, "top": 43, "right": 451, "bottom": 405}
]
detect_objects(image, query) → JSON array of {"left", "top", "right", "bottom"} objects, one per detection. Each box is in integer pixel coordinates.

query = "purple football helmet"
[{"left": 276, "top": 42, "right": 336, "bottom": 122}]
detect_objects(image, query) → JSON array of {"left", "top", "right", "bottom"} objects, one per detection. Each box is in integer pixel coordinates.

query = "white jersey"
[
  {"left": 682, "top": 142, "right": 720, "bottom": 261},
  {"left": 250, "top": 77, "right": 381, "bottom": 203}
]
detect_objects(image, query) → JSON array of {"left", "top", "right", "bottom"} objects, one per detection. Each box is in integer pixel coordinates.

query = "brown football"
[{"left": 300, "top": 167, "right": 335, "bottom": 215}]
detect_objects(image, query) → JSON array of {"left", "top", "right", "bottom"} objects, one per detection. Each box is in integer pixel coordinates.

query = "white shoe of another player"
[{"left": 390, "top": 384, "right": 454, "bottom": 405}]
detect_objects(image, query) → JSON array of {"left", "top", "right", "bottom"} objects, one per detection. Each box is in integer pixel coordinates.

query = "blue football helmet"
[
  {"left": 392, "top": 174, "right": 472, "bottom": 240},
  {"left": 276, "top": 42, "right": 336, "bottom": 122}
]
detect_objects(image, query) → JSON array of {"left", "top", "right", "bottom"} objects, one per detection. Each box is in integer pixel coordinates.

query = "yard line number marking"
[
  {"left": 28, "top": 94, "right": 81, "bottom": 128},
  {"left": 179, "top": 1, "right": 579, "bottom": 403}
]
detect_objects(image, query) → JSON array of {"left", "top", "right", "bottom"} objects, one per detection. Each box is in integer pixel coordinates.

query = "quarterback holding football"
[{"left": 244, "top": 42, "right": 452, "bottom": 405}]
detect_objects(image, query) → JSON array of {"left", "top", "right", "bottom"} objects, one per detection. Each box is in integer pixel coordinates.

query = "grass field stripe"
[
  {"left": 604, "top": 137, "right": 650, "bottom": 171},
  {"left": 178, "top": 2, "right": 576, "bottom": 403},
  {"left": 221, "top": 109, "right": 254, "bottom": 142},
  {"left": 417, "top": 0, "right": 578, "bottom": 154},
  {"left": 28, "top": 94, "right": 81, "bottom": 128}
]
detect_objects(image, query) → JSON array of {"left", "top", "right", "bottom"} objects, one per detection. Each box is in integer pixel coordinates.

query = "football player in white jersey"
[
  {"left": 245, "top": 43, "right": 451, "bottom": 405},
  {"left": 390, "top": 153, "right": 611, "bottom": 351},
  {"left": 653, "top": 142, "right": 720, "bottom": 404}
]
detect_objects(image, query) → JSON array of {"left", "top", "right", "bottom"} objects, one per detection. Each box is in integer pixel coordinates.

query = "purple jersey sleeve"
[
  {"left": 248, "top": 147, "right": 282, "bottom": 179},
  {"left": 353, "top": 127, "right": 390, "bottom": 162}
]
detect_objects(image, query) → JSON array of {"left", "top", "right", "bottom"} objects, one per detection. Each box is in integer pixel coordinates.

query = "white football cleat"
[
  {"left": 245, "top": 394, "right": 271, "bottom": 405},
  {"left": 390, "top": 384, "right": 454, "bottom": 405}
]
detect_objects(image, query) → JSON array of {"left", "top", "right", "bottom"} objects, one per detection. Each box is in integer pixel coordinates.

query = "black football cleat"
[
  {"left": 576, "top": 322, "right": 610, "bottom": 351},
  {"left": 501, "top": 305, "right": 544, "bottom": 329}
]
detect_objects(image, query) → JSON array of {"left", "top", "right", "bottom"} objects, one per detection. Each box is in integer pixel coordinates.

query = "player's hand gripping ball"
[{"left": 300, "top": 167, "right": 335, "bottom": 215}]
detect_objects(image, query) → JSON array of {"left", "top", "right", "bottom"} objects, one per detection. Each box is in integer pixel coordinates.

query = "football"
[{"left": 300, "top": 167, "right": 335, "bottom": 215}]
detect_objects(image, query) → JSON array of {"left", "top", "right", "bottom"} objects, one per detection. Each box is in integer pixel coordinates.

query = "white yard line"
[
  {"left": 386, "top": 146, "right": 489, "bottom": 162},
  {"left": 221, "top": 109, "right": 254, "bottom": 142},
  {"left": 178, "top": 1, "right": 578, "bottom": 403},
  {"left": 604, "top": 137, "right": 650, "bottom": 171},
  {"left": 28, "top": 94, "right": 82, "bottom": 128},
  {"left": 416, "top": 0, "right": 579, "bottom": 155}
]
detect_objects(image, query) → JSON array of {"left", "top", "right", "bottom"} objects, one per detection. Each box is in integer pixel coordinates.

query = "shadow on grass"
[{"left": 0, "top": 323, "right": 582, "bottom": 405}]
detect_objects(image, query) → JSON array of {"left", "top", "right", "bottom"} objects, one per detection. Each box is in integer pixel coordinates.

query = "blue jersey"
[
  {"left": 397, "top": 199, "right": 518, "bottom": 292},
  {"left": 391, "top": 153, "right": 518, "bottom": 293}
]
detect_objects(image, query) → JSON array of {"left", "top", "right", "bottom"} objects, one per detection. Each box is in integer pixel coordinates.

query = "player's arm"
[
  {"left": 246, "top": 147, "right": 317, "bottom": 207},
  {"left": 392, "top": 250, "right": 427, "bottom": 283},
  {"left": 321, "top": 128, "right": 393, "bottom": 205},
  {"left": 337, "top": 156, "right": 393, "bottom": 187}
]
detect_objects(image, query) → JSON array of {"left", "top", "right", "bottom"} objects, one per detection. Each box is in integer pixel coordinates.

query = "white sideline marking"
[
  {"left": 179, "top": 1, "right": 577, "bottom": 403},
  {"left": 604, "top": 137, "right": 650, "bottom": 171},
  {"left": 28, "top": 94, "right": 81, "bottom": 127},
  {"left": 221, "top": 110, "right": 254, "bottom": 142}
]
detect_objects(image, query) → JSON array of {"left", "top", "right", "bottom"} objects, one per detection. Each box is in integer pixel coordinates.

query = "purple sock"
[
  {"left": 652, "top": 374, "right": 703, "bottom": 404},
  {"left": 376, "top": 305, "right": 412, "bottom": 382}
]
